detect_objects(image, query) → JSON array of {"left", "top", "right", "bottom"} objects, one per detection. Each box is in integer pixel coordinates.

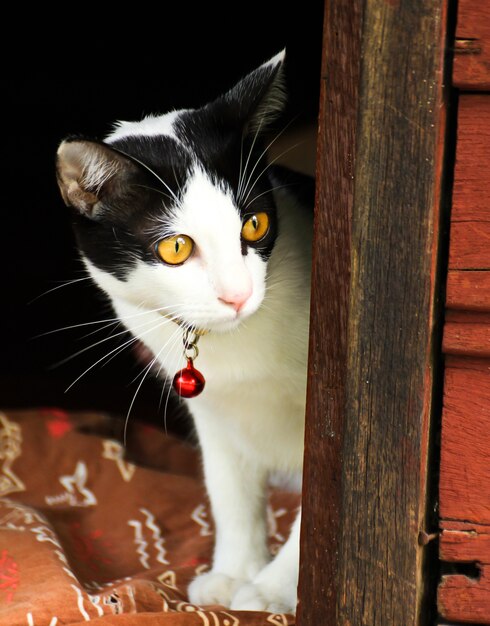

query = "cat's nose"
[{"left": 218, "top": 288, "right": 252, "bottom": 312}]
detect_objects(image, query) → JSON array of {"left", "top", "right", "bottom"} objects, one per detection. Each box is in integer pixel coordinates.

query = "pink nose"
[{"left": 218, "top": 289, "right": 252, "bottom": 312}]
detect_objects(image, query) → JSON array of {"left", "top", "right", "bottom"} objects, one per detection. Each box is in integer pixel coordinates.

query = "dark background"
[{"left": 2, "top": 6, "right": 323, "bottom": 435}]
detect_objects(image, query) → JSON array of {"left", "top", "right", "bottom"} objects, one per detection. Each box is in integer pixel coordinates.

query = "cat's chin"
[
  {"left": 186, "top": 308, "right": 259, "bottom": 334},
  {"left": 180, "top": 302, "right": 262, "bottom": 334},
  {"left": 207, "top": 318, "right": 246, "bottom": 333},
  {"left": 189, "top": 316, "right": 245, "bottom": 334}
]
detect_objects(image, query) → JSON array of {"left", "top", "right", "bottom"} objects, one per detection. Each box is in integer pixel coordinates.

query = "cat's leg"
[
  {"left": 188, "top": 417, "right": 270, "bottom": 608},
  {"left": 230, "top": 508, "right": 301, "bottom": 614}
]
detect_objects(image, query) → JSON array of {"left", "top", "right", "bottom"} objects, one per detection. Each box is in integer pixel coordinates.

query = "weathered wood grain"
[
  {"left": 297, "top": 0, "right": 360, "bottom": 622},
  {"left": 441, "top": 519, "right": 490, "bottom": 533},
  {"left": 440, "top": 366, "right": 490, "bottom": 524},
  {"left": 439, "top": 524, "right": 490, "bottom": 561},
  {"left": 440, "top": 91, "right": 490, "bottom": 619},
  {"left": 443, "top": 318, "right": 490, "bottom": 357},
  {"left": 438, "top": 523, "right": 490, "bottom": 623},
  {"left": 453, "top": 2, "right": 490, "bottom": 89},
  {"left": 332, "top": 0, "right": 448, "bottom": 624},
  {"left": 445, "top": 354, "right": 490, "bottom": 373},
  {"left": 452, "top": 96, "right": 490, "bottom": 223},
  {"left": 448, "top": 222, "right": 490, "bottom": 270},
  {"left": 446, "top": 270, "right": 490, "bottom": 311}
]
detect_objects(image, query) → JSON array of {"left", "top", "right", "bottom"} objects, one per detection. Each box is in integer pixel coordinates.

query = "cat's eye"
[
  {"left": 241, "top": 212, "right": 270, "bottom": 243},
  {"left": 155, "top": 235, "right": 194, "bottom": 265}
]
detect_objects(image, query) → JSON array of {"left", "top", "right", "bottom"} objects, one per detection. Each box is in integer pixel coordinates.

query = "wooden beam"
[
  {"left": 338, "top": 0, "right": 448, "bottom": 621},
  {"left": 300, "top": 0, "right": 449, "bottom": 621},
  {"left": 297, "top": 0, "right": 361, "bottom": 622}
]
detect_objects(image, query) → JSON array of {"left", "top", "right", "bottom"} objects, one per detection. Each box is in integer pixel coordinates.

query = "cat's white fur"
[
  {"left": 109, "top": 109, "right": 184, "bottom": 143},
  {"left": 85, "top": 165, "right": 311, "bottom": 613},
  {"left": 62, "top": 51, "right": 311, "bottom": 614}
]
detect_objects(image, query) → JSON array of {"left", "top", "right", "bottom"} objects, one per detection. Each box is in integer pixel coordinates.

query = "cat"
[{"left": 55, "top": 50, "right": 313, "bottom": 614}]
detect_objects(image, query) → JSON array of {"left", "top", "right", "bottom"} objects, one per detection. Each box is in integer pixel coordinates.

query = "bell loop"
[{"left": 184, "top": 345, "right": 199, "bottom": 361}]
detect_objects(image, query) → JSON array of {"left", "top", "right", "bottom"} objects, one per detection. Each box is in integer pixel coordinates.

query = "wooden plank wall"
[
  {"left": 437, "top": 95, "right": 490, "bottom": 624},
  {"left": 453, "top": 3, "right": 490, "bottom": 90},
  {"left": 437, "top": 2, "right": 490, "bottom": 620}
]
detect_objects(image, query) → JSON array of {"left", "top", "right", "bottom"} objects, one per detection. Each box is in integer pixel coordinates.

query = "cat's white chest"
[
  {"left": 109, "top": 286, "right": 308, "bottom": 473},
  {"left": 189, "top": 340, "right": 307, "bottom": 473}
]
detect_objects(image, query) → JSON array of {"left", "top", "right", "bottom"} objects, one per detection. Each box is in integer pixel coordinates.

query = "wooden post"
[
  {"left": 298, "top": 0, "right": 449, "bottom": 624},
  {"left": 297, "top": 0, "right": 361, "bottom": 621}
]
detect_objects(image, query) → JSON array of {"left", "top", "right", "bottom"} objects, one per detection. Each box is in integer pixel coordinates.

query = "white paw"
[
  {"left": 230, "top": 580, "right": 297, "bottom": 614},
  {"left": 188, "top": 571, "right": 245, "bottom": 607}
]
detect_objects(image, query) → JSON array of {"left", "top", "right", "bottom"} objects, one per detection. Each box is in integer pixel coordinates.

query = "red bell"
[{"left": 172, "top": 359, "right": 205, "bottom": 398}]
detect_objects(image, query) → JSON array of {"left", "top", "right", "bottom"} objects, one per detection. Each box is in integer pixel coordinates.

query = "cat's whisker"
[
  {"left": 28, "top": 277, "right": 93, "bottom": 304},
  {"left": 36, "top": 303, "right": 188, "bottom": 338},
  {"left": 98, "top": 336, "right": 139, "bottom": 369},
  {"left": 62, "top": 314, "right": 179, "bottom": 385},
  {"left": 171, "top": 163, "right": 186, "bottom": 202},
  {"left": 113, "top": 148, "right": 181, "bottom": 207},
  {"left": 79, "top": 319, "right": 122, "bottom": 341},
  {"left": 50, "top": 327, "right": 130, "bottom": 370},
  {"left": 236, "top": 115, "right": 266, "bottom": 205},
  {"left": 64, "top": 334, "right": 141, "bottom": 393},
  {"left": 100, "top": 311, "right": 181, "bottom": 370},
  {"left": 133, "top": 183, "right": 175, "bottom": 203},
  {"left": 265, "top": 274, "right": 301, "bottom": 290},
  {"left": 244, "top": 183, "right": 295, "bottom": 209},
  {"left": 257, "top": 300, "right": 275, "bottom": 314},
  {"left": 123, "top": 317, "right": 189, "bottom": 444},
  {"left": 124, "top": 352, "right": 161, "bottom": 445},
  {"left": 237, "top": 133, "right": 245, "bottom": 204},
  {"left": 156, "top": 323, "right": 182, "bottom": 393},
  {"left": 36, "top": 318, "right": 125, "bottom": 337},
  {"left": 51, "top": 313, "right": 175, "bottom": 369},
  {"left": 242, "top": 140, "right": 305, "bottom": 207},
  {"left": 160, "top": 321, "right": 192, "bottom": 434},
  {"left": 238, "top": 117, "right": 297, "bottom": 205}
]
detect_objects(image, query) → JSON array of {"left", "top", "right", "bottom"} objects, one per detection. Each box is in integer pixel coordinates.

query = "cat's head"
[{"left": 56, "top": 51, "right": 286, "bottom": 333}]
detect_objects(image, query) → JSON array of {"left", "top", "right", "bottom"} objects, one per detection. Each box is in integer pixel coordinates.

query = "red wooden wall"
[{"left": 437, "top": 15, "right": 490, "bottom": 619}]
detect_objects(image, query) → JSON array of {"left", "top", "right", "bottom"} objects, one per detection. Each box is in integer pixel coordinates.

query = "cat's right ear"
[{"left": 56, "top": 139, "right": 138, "bottom": 219}]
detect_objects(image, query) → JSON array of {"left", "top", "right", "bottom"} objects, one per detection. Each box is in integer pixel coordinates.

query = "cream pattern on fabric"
[
  {"left": 102, "top": 439, "right": 136, "bottom": 481},
  {"left": 128, "top": 508, "right": 169, "bottom": 568},
  {"left": 45, "top": 461, "right": 97, "bottom": 507},
  {"left": 0, "top": 412, "right": 25, "bottom": 496},
  {"left": 267, "top": 615, "right": 289, "bottom": 626},
  {"left": 174, "top": 605, "right": 241, "bottom": 625},
  {"left": 191, "top": 503, "right": 213, "bottom": 537},
  {"left": 158, "top": 570, "right": 178, "bottom": 589},
  {"left": 1, "top": 411, "right": 298, "bottom": 625}
]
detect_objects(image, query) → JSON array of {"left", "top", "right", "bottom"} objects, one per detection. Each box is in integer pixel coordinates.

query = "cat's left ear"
[{"left": 214, "top": 49, "right": 286, "bottom": 135}]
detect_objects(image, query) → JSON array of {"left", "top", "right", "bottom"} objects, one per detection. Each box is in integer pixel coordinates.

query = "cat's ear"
[
  {"left": 217, "top": 49, "right": 286, "bottom": 135},
  {"left": 56, "top": 139, "right": 138, "bottom": 218}
]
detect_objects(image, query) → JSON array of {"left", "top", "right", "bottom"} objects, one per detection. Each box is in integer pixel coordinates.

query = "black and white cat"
[{"left": 56, "top": 50, "right": 313, "bottom": 614}]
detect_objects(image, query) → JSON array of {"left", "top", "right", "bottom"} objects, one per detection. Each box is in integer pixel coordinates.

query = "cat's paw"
[
  {"left": 188, "top": 571, "right": 245, "bottom": 607},
  {"left": 230, "top": 580, "right": 297, "bottom": 614}
]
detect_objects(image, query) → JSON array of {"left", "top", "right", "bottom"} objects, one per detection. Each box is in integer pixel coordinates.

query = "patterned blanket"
[{"left": 0, "top": 409, "right": 299, "bottom": 625}]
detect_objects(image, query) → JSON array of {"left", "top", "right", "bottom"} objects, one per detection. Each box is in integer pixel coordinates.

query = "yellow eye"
[
  {"left": 241, "top": 212, "right": 270, "bottom": 242},
  {"left": 155, "top": 235, "right": 194, "bottom": 265}
]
